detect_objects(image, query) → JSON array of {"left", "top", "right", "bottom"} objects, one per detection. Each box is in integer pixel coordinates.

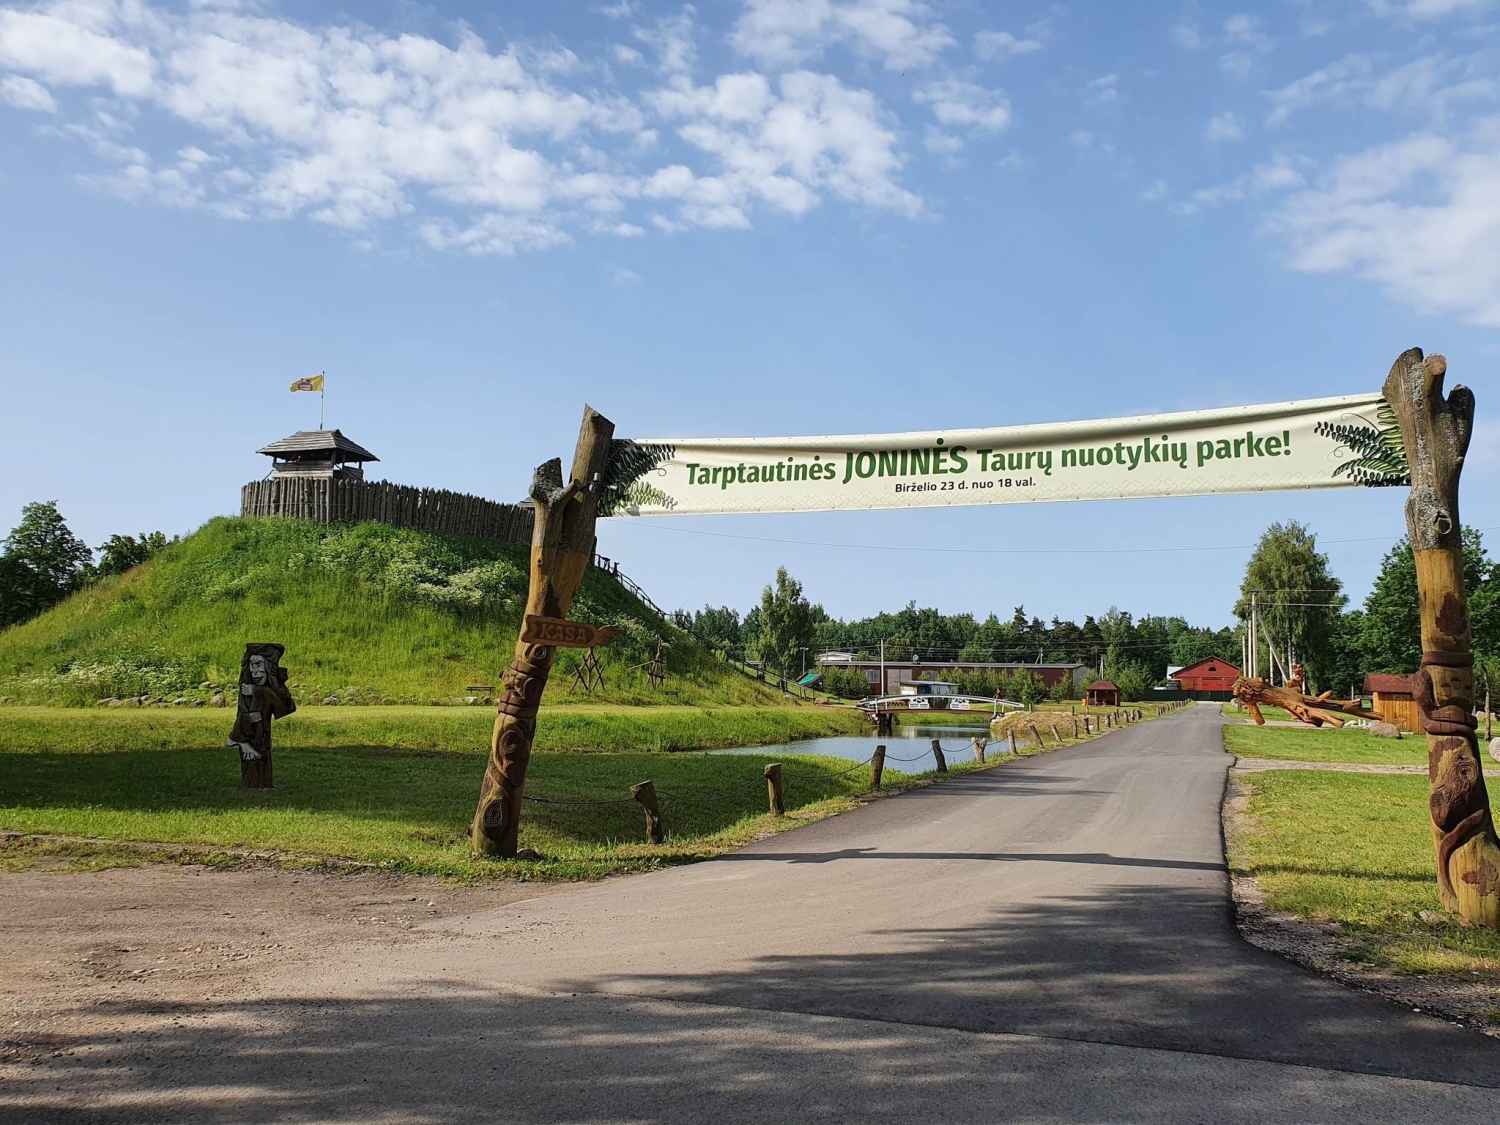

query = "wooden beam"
[
  {"left": 1383, "top": 348, "right": 1500, "bottom": 928},
  {"left": 470, "top": 407, "right": 615, "bottom": 858}
]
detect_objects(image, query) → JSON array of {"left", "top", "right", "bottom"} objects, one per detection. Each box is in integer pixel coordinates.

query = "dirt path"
[
  {"left": 0, "top": 861, "right": 555, "bottom": 1067},
  {"left": 1232, "top": 758, "right": 1426, "bottom": 774}
]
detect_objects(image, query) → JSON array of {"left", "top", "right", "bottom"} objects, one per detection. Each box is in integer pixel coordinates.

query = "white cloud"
[
  {"left": 646, "top": 70, "right": 919, "bottom": 226},
  {"left": 634, "top": 6, "right": 697, "bottom": 76},
  {"left": 1171, "top": 22, "right": 1203, "bottom": 51},
  {"left": 1267, "top": 52, "right": 1497, "bottom": 126},
  {"left": 1219, "top": 52, "right": 1255, "bottom": 79},
  {"left": 923, "top": 126, "right": 962, "bottom": 154},
  {"left": 601, "top": 261, "right": 641, "bottom": 285},
  {"left": 731, "top": 0, "right": 955, "bottom": 71},
  {"left": 1206, "top": 111, "right": 1243, "bottom": 141},
  {"left": 0, "top": 73, "right": 54, "bottom": 111},
  {"left": 1266, "top": 55, "right": 1374, "bottom": 124},
  {"left": 1083, "top": 73, "right": 1122, "bottom": 107},
  {"left": 1139, "top": 178, "right": 1169, "bottom": 201},
  {"left": 1171, "top": 155, "right": 1305, "bottom": 214},
  {"left": 913, "top": 77, "right": 1010, "bottom": 130},
  {"left": 0, "top": 0, "right": 926, "bottom": 251},
  {"left": 974, "top": 29, "right": 1042, "bottom": 60},
  {"left": 1269, "top": 125, "right": 1500, "bottom": 326},
  {"left": 1223, "top": 14, "right": 1271, "bottom": 50},
  {"left": 0, "top": 5, "right": 156, "bottom": 95},
  {"left": 1366, "top": 0, "right": 1493, "bottom": 17}
]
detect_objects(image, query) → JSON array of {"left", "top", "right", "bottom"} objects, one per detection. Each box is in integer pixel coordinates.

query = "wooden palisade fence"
[{"left": 242, "top": 478, "right": 534, "bottom": 544}]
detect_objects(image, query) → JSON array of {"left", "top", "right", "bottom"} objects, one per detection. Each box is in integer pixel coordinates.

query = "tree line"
[
  {"left": 0, "top": 502, "right": 174, "bottom": 628},
  {"left": 674, "top": 568, "right": 1235, "bottom": 701},
  {"left": 675, "top": 521, "right": 1500, "bottom": 704},
  {"left": 1239, "top": 521, "right": 1500, "bottom": 700}
]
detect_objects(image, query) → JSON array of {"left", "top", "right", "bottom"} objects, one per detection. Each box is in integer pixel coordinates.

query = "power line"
[{"left": 619, "top": 523, "right": 1500, "bottom": 558}]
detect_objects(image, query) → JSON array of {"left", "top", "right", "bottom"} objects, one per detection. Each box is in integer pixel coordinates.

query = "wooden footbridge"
[{"left": 858, "top": 692, "right": 1025, "bottom": 734}]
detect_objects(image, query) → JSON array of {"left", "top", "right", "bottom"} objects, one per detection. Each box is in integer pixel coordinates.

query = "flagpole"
[{"left": 320, "top": 372, "right": 325, "bottom": 430}]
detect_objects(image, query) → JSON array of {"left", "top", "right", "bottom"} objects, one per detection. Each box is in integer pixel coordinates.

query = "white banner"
[{"left": 605, "top": 393, "right": 1400, "bottom": 517}]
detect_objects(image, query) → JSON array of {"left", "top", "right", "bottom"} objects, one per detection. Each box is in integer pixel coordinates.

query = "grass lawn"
[
  {"left": 0, "top": 703, "right": 900, "bottom": 880},
  {"left": 1227, "top": 724, "right": 1500, "bottom": 979},
  {"left": 1223, "top": 724, "right": 1429, "bottom": 767},
  {"left": 0, "top": 704, "right": 869, "bottom": 756}
]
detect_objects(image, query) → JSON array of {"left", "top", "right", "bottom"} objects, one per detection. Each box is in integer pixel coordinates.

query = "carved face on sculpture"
[
  {"left": 1429, "top": 663, "right": 1468, "bottom": 708},
  {"left": 248, "top": 654, "right": 268, "bottom": 686}
]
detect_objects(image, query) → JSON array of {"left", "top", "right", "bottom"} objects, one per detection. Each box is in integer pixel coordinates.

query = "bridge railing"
[{"left": 591, "top": 553, "right": 818, "bottom": 701}]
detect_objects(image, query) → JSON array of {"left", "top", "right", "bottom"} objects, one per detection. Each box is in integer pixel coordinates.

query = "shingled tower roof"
[{"left": 256, "top": 429, "right": 379, "bottom": 463}]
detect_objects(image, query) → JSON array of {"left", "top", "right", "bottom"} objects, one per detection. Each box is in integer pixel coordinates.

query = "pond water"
[{"left": 709, "top": 722, "right": 999, "bottom": 774}]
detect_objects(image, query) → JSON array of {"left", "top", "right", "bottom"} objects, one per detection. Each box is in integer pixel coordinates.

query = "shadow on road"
[{"left": 8, "top": 884, "right": 1500, "bottom": 1123}]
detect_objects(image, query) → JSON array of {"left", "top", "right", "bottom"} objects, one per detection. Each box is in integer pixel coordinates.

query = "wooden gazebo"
[
  {"left": 1085, "top": 680, "right": 1121, "bottom": 707},
  {"left": 257, "top": 429, "right": 379, "bottom": 481}
]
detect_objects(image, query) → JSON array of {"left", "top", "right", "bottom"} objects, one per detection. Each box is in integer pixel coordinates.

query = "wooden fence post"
[
  {"left": 471, "top": 407, "right": 614, "bottom": 858},
  {"left": 1384, "top": 348, "right": 1500, "bottom": 929},
  {"left": 631, "top": 781, "right": 664, "bottom": 844},
  {"left": 1030, "top": 725, "right": 1043, "bottom": 749},
  {"left": 931, "top": 739, "right": 947, "bottom": 772},
  {"left": 1009, "top": 730, "right": 1018, "bottom": 754},
  {"left": 765, "top": 763, "right": 784, "bottom": 816},
  {"left": 871, "top": 745, "right": 886, "bottom": 791},
  {"left": 1072, "top": 718, "right": 1080, "bottom": 739},
  {"left": 972, "top": 737, "right": 986, "bottom": 764}
]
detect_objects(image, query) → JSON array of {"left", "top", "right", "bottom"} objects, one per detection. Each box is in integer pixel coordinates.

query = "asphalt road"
[{"left": 12, "top": 703, "right": 1500, "bottom": 1122}]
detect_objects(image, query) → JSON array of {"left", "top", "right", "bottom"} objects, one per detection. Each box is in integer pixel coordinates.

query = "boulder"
[
  {"left": 1490, "top": 738, "right": 1500, "bottom": 765},
  {"left": 210, "top": 692, "right": 226, "bottom": 707},
  {"left": 1369, "top": 722, "right": 1402, "bottom": 739}
]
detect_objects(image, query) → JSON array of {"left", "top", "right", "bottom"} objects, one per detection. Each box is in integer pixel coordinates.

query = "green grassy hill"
[{"left": 0, "top": 517, "right": 783, "bottom": 708}]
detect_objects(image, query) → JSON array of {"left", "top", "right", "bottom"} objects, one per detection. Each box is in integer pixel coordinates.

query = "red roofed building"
[
  {"left": 1169, "top": 657, "right": 1241, "bottom": 694},
  {"left": 1085, "top": 681, "right": 1121, "bottom": 707}
]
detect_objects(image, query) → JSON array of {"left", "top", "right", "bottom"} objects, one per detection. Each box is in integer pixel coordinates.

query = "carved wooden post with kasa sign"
[
  {"left": 1384, "top": 348, "right": 1500, "bottom": 929},
  {"left": 470, "top": 408, "right": 616, "bottom": 858}
]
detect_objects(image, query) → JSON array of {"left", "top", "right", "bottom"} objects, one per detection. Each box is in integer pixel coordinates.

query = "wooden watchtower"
[{"left": 256, "top": 430, "right": 379, "bottom": 481}]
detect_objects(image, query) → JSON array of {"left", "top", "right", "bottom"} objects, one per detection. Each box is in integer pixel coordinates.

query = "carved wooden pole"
[
  {"left": 470, "top": 407, "right": 615, "bottom": 858},
  {"left": 1384, "top": 348, "right": 1500, "bottom": 928},
  {"left": 631, "top": 780, "right": 664, "bottom": 844}
]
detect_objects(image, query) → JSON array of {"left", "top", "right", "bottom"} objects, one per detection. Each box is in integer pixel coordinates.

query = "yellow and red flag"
[{"left": 289, "top": 374, "right": 325, "bottom": 393}]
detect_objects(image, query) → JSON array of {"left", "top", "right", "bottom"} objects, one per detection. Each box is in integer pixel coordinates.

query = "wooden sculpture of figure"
[
  {"left": 227, "top": 643, "right": 296, "bottom": 788},
  {"left": 1231, "top": 673, "right": 1382, "bottom": 728}
]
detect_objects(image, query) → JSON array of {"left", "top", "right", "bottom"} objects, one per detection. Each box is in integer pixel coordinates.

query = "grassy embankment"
[
  {"left": 1224, "top": 723, "right": 1500, "bottom": 977},
  {"left": 0, "top": 516, "right": 787, "bottom": 707}
]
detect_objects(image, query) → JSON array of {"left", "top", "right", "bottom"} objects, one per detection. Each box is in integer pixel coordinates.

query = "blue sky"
[{"left": 1, "top": 0, "right": 1497, "bottom": 629}]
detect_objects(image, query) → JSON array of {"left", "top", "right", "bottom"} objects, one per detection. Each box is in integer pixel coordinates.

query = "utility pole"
[
  {"left": 1250, "top": 593, "right": 1258, "bottom": 680},
  {"left": 880, "top": 637, "right": 885, "bottom": 697}
]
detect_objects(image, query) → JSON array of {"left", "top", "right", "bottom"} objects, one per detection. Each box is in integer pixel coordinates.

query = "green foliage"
[
  {"left": 1236, "top": 521, "right": 1346, "bottom": 691},
  {"left": 96, "top": 531, "right": 173, "bottom": 578},
  {"left": 0, "top": 502, "right": 94, "bottom": 628},
  {"left": 1231, "top": 766, "right": 1500, "bottom": 976},
  {"left": 756, "top": 566, "right": 815, "bottom": 678},
  {"left": 1360, "top": 528, "right": 1498, "bottom": 675},
  {"left": 820, "top": 665, "right": 873, "bottom": 699},
  {"left": 948, "top": 666, "right": 1048, "bottom": 703},
  {"left": 1104, "top": 659, "right": 1153, "bottom": 702},
  {"left": 0, "top": 518, "right": 785, "bottom": 707},
  {"left": 1222, "top": 724, "right": 1426, "bottom": 766},
  {"left": 675, "top": 604, "right": 743, "bottom": 654}
]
